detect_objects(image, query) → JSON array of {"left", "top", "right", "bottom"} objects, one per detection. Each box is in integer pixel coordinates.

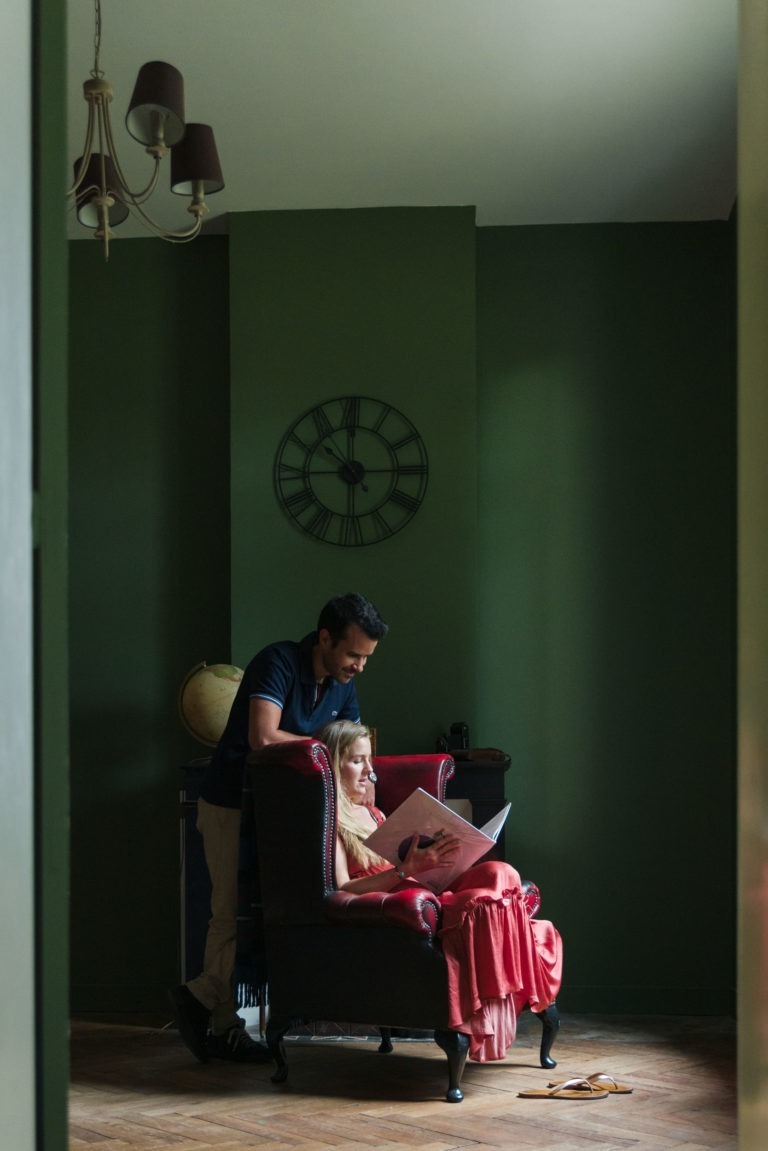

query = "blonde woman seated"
[{"left": 317, "top": 720, "right": 563, "bottom": 1063}]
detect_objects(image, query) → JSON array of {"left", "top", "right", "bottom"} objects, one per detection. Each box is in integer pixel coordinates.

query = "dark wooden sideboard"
[{"left": 443, "top": 749, "right": 512, "bottom": 860}]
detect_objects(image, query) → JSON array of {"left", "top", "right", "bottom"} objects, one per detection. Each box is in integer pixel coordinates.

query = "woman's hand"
[{"left": 401, "top": 829, "right": 461, "bottom": 875}]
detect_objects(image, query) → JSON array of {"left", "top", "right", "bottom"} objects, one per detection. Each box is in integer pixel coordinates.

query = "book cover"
[{"left": 363, "top": 787, "right": 511, "bottom": 894}]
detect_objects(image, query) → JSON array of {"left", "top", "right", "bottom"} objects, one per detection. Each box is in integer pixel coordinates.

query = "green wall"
[
  {"left": 477, "top": 222, "right": 737, "bottom": 1011},
  {"left": 228, "top": 208, "right": 477, "bottom": 752},
  {"left": 68, "top": 212, "right": 736, "bottom": 1017},
  {"left": 68, "top": 238, "right": 231, "bottom": 1011}
]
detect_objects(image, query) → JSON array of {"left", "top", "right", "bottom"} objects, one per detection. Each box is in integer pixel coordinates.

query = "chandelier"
[{"left": 66, "top": 0, "right": 224, "bottom": 260}]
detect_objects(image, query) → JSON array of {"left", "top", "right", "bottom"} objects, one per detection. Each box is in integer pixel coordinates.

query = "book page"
[
  {"left": 479, "top": 802, "right": 511, "bottom": 842},
  {"left": 363, "top": 788, "right": 510, "bottom": 894}
]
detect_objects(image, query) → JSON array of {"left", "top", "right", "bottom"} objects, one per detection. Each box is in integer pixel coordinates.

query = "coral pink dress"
[{"left": 346, "top": 809, "right": 563, "bottom": 1063}]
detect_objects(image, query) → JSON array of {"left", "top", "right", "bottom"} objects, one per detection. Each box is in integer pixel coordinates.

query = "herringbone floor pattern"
[{"left": 69, "top": 1013, "right": 736, "bottom": 1150}]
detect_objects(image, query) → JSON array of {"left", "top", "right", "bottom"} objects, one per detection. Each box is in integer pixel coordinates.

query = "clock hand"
[
  {"left": 322, "top": 441, "right": 347, "bottom": 466},
  {"left": 323, "top": 441, "right": 369, "bottom": 492}
]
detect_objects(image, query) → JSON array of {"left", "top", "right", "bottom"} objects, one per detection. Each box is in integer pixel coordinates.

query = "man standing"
[{"left": 169, "top": 592, "right": 388, "bottom": 1062}]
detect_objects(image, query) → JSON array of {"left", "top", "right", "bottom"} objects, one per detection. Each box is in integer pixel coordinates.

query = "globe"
[{"left": 179, "top": 661, "right": 244, "bottom": 747}]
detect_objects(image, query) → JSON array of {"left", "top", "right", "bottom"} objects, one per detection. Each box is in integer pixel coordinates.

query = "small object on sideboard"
[{"left": 448, "top": 721, "right": 470, "bottom": 750}]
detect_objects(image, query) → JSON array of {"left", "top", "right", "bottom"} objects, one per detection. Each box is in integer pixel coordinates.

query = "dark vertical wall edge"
[{"left": 34, "top": 0, "right": 70, "bottom": 1148}]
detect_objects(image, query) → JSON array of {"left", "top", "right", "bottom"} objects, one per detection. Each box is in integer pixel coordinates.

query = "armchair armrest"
[{"left": 325, "top": 886, "right": 442, "bottom": 940}]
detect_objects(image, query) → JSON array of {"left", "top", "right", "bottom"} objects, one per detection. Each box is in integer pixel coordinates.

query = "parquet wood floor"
[{"left": 69, "top": 1013, "right": 736, "bottom": 1150}]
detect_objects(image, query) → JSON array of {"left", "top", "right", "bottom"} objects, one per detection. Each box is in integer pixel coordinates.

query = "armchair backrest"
[
  {"left": 248, "top": 739, "right": 334, "bottom": 924},
  {"left": 247, "top": 740, "right": 456, "bottom": 924},
  {"left": 373, "top": 754, "right": 455, "bottom": 815}
]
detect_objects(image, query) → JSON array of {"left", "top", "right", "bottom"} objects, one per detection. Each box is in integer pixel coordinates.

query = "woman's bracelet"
[{"left": 394, "top": 867, "right": 407, "bottom": 881}]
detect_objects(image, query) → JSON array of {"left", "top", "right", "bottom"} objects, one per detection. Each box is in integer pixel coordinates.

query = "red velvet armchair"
[{"left": 247, "top": 738, "right": 557, "bottom": 1103}]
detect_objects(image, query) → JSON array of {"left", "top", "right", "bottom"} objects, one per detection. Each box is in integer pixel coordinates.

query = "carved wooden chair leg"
[
  {"left": 265, "top": 1017, "right": 293, "bottom": 1083},
  {"left": 434, "top": 1029, "right": 470, "bottom": 1102},
  {"left": 378, "top": 1026, "right": 393, "bottom": 1053},
  {"left": 533, "top": 1002, "right": 560, "bottom": 1069}
]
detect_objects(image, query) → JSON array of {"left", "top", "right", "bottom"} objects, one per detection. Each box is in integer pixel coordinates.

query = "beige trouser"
[{"left": 185, "top": 796, "right": 242, "bottom": 1035}]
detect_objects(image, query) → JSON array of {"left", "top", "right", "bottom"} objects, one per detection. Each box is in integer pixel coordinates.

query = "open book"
[{"left": 363, "top": 787, "right": 511, "bottom": 894}]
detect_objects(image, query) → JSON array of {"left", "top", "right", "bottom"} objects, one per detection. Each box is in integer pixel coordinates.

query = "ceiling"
[{"left": 66, "top": 0, "right": 738, "bottom": 240}]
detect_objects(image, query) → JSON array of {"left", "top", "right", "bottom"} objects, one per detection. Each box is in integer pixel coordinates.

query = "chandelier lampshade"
[
  {"left": 125, "top": 61, "right": 186, "bottom": 152},
  {"left": 74, "top": 153, "right": 130, "bottom": 230},
  {"left": 171, "top": 123, "right": 225, "bottom": 197}
]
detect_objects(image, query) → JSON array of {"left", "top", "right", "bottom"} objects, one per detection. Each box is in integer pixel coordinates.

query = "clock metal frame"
[{"left": 274, "top": 395, "right": 428, "bottom": 546}]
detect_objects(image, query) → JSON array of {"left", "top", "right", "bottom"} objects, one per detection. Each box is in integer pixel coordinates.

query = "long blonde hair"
[{"left": 316, "top": 720, "right": 387, "bottom": 871}]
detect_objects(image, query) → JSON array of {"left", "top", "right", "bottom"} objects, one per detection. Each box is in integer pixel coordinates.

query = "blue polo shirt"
[{"left": 199, "top": 632, "right": 360, "bottom": 808}]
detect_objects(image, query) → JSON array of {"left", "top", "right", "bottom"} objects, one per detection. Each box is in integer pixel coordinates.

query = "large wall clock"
[{"left": 274, "top": 395, "right": 429, "bottom": 546}]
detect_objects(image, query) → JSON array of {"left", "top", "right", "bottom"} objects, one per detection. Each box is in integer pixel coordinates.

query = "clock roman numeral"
[
  {"left": 391, "top": 431, "right": 420, "bottom": 451},
  {"left": 371, "top": 403, "right": 392, "bottom": 433},
  {"left": 287, "top": 431, "right": 311, "bottom": 454},
  {"left": 284, "top": 486, "right": 314, "bottom": 515},
  {"left": 370, "top": 510, "right": 391, "bottom": 539},
  {"left": 278, "top": 462, "right": 310, "bottom": 479},
  {"left": 341, "top": 396, "right": 359, "bottom": 428},
  {"left": 306, "top": 504, "right": 333, "bottom": 539},
  {"left": 312, "top": 407, "right": 334, "bottom": 440},
  {"left": 389, "top": 489, "right": 420, "bottom": 512},
  {"left": 342, "top": 517, "right": 363, "bottom": 547}
]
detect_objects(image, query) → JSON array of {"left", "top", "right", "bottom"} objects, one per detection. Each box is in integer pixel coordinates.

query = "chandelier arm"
[
  {"left": 120, "top": 195, "right": 205, "bottom": 242},
  {"left": 67, "top": 105, "right": 97, "bottom": 198},
  {"left": 65, "top": 179, "right": 98, "bottom": 218},
  {"left": 101, "top": 108, "right": 161, "bottom": 203}
]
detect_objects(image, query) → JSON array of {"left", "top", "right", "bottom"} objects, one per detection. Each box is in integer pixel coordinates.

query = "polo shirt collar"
[{"left": 299, "top": 631, "right": 320, "bottom": 684}]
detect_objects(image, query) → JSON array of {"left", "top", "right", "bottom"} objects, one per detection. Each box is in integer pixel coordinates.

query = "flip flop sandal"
[
  {"left": 548, "top": 1072, "right": 633, "bottom": 1094},
  {"left": 518, "top": 1076, "right": 610, "bottom": 1100}
]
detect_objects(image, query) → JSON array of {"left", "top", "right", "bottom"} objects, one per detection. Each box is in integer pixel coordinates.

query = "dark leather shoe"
[
  {"left": 167, "top": 985, "right": 210, "bottom": 1063},
  {"left": 207, "top": 1021, "right": 272, "bottom": 1063}
]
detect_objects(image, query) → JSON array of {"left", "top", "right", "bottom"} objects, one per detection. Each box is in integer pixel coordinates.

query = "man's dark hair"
[{"left": 318, "top": 592, "right": 389, "bottom": 643}]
